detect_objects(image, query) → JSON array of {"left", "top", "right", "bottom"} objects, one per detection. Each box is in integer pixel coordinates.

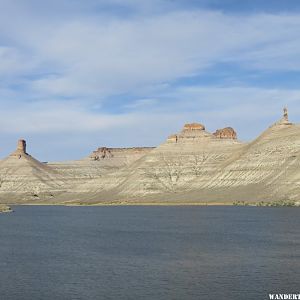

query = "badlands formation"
[{"left": 0, "top": 108, "right": 300, "bottom": 205}]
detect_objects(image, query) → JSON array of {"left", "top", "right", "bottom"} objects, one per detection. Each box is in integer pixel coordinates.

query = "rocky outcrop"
[
  {"left": 91, "top": 147, "right": 113, "bottom": 160},
  {"left": 167, "top": 122, "right": 215, "bottom": 143},
  {"left": 283, "top": 107, "right": 289, "bottom": 121},
  {"left": 10, "top": 139, "right": 28, "bottom": 158},
  {"left": 213, "top": 127, "right": 237, "bottom": 139},
  {"left": 17, "top": 139, "right": 27, "bottom": 153},
  {"left": 87, "top": 146, "right": 155, "bottom": 168},
  {"left": 274, "top": 107, "right": 293, "bottom": 126},
  {"left": 167, "top": 134, "right": 178, "bottom": 143},
  {"left": 90, "top": 147, "right": 154, "bottom": 161}
]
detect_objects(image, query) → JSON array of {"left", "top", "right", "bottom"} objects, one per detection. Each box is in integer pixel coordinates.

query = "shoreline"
[
  {"left": 6, "top": 202, "right": 234, "bottom": 207},
  {"left": 3, "top": 200, "right": 299, "bottom": 207}
]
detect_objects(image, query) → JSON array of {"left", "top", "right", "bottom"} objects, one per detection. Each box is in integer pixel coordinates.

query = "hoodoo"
[
  {"left": 283, "top": 107, "right": 289, "bottom": 121},
  {"left": 17, "top": 139, "right": 26, "bottom": 153},
  {"left": 275, "top": 107, "right": 293, "bottom": 126},
  {"left": 10, "top": 139, "right": 28, "bottom": 158}
]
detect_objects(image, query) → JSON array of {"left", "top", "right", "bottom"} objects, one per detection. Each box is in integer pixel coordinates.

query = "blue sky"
[{"left": 1, "top": 0, "right": 300, "bottom": 161}]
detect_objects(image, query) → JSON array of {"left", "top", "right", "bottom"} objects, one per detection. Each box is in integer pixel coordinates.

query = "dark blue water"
[{"left": 0, "top": 206, "right": 299, "bottom": 300}]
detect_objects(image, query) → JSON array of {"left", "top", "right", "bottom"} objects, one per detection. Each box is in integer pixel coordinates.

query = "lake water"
[{"left": 0, "top": 206, "right": 299, "bottom": 300}]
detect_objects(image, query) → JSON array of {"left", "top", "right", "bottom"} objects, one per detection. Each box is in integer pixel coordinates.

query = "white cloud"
[
  {"left": 1, "top": 85, "right": 300, "bottom": 134},
  {"left": 0, "top": 99, "right": 138, "bottom": 133},
  {"left": 1, "top": 2, "right": 300, "bottom": 159},
  {"left": 1, "top": 9, "right": 300, "bottom": 97},
  {"left": 0, "top": 46, "right": 35, "bottom": 77},
  {"left": 1, "top": 84, "right": 300, "bottom": 160}
]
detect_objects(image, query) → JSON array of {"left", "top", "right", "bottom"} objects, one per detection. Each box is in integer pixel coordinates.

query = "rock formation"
[
  {"left": 17, "top": 139, "right": 27, "bottom": 153},
  {"left": 275, "top": 107, "right": 293, "bottom": 126},
  {"left": 89, "top": 146, "right": 154, "bottom": 162},
  {"left": 167, "top": 134, "right": 178, "bottom": 143},
  {"left": 1, "top": 108, "right": 300, "bottom": 205},
  {"left": 65, "top": 108, "right": 300, "bottom": 204},
  {"left": 167, "top": 122, "right": 214, "bottom": 142},
  {"left": 283, "top": 107, "right": 289, "bottom": 121},
  {"left": 182, "top": 123, "right": 205, "bottom": 131},
  {"left": 71, "top": 121, "right": 243, "bottom": 201},
  {"left": 0, "top": 139, "right": 65, "bottom": 202},
  {"left": 91, "top": 147, "right": 113, "bottom": 160},
  {"left": 10, "top": 139, "right": 28, "bottom": 158},
  {"left": 213, "top": 127, "right": 237, "bottom": 139}
]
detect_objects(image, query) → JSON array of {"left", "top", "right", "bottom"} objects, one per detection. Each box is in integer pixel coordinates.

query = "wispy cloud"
[
  {"left": 1, "top": 1, "right": 300, "bottom": 160},
  {"left": 2, "top": 8, "right": 300, "bottom": 96}
]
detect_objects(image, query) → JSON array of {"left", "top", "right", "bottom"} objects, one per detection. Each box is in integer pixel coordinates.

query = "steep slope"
[
  {"left": 196, "top": 112, "right": 300, "bottom": 202},
  {"left": 0, "top": 140, "right": 65, "bottom": 202}
]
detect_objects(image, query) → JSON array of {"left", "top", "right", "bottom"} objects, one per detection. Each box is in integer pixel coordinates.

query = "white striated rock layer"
[{"left": 1, "top": 108, "right": 299, "bottom": 204}]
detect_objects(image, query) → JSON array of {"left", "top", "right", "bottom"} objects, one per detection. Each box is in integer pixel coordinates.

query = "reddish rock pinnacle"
[
  {"left": 10, "top": 139, "right": 28, "bottom": 158},
  {"left": 17, "top": 139, "right": 27, "bottom": 153}
]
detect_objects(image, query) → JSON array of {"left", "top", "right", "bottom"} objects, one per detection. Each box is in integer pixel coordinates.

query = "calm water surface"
[{"left": 0, "top": 206, "right": 299, "bottom": 300}]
